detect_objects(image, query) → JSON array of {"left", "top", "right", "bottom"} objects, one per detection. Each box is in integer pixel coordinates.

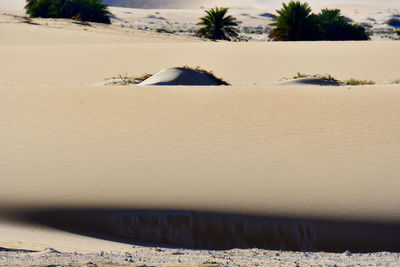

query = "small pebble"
[{"left": 344, "top": 250, "right": 352, "bottom": 256}]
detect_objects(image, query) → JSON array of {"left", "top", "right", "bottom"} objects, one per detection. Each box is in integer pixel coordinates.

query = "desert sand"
[{"left": 1, "top": 0, "right": 400, "bottom": 265}]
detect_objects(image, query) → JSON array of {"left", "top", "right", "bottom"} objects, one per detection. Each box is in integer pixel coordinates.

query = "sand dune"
[
  {"left": 0, "top": 6, "right": 400, "bottom": 265},
  {"left": 278, "top": 77, "right": 343, "bottom": 86},
  {"left": 139, "top": 67, "right": 226, "bottom": 86}
]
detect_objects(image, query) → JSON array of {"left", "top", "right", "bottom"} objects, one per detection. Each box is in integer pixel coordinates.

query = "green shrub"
[
  {"left": 269, "top": 1, "right": 369, "bottom": 41},
  {"left": 25, "top": 0, "right": 111, "bottom": 24},
  {"left": 387, "top": 18, "right": 400, "bottom": 27}
]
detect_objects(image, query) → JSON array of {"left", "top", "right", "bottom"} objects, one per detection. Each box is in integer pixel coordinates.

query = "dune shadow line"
[{"left": 19, "top": 208, "right": 400, "bottom": 252}]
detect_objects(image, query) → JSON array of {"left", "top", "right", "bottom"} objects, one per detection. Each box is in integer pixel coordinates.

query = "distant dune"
[
  {"left": 102, "top": 0, "right": 262, "bottom": 9},
  {"left": 101, "top": 0, "right": 400, "bottom": 9},
  {"left": 2, "top": 0, "right": 400, "bottom": 14}
]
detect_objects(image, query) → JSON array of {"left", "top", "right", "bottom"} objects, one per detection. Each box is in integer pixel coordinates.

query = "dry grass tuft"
[
  {"left": 291, "top": 72, "right": 343, "bottom": 84},
  {"left": 286, "top": 72, "right": 376, "bottom": 86},
  {"left": 105, "top": 72, "right": 153, "bottom": 85},
  {"left": 181, "top": 65, "right": 230, "bottom": 85},
  {"left": 345, "top": 79, "right": 375, "bottom": 86},
  {"left": 135, "top": 73, "right": 153, "bottom": 82},
  {"left": 391, "top": 79, "right": 400, "bottom": 84}
]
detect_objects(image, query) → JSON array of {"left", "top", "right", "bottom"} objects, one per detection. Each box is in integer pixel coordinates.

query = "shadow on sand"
[{"left": 5, "top": 208, "right": 400, "bottom": 252}]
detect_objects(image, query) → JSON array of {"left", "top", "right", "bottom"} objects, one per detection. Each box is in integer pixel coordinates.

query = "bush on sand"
[{"left": 25, "top": 0, "right": 111, "bottom": 24}]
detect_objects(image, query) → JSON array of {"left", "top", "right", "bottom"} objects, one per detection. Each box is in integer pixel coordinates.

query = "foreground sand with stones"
[{"left": 1, "top": 246, "right": 400, "bottom": 266}]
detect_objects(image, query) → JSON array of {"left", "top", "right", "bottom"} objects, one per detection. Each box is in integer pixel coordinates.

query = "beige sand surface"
[
  {"left": 1, "top": 3, "right": 400, "bottom": 265},
  {"left": 1, "top": 83, "right": 400, "bottom": 220}
]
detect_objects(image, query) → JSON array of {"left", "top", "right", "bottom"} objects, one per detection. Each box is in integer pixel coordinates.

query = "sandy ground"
[
  {"left": 1, "top": 216, "right": 400, "bottom": 266},
  {"left": 1, "top": 0, "right": 400, "bottom": 265}
]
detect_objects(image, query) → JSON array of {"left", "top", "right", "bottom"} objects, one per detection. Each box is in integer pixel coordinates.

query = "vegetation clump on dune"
[
  {"left": 25, "top": 0, "right": 111, "bottom": 24},
  {"left": 104, "top": 72, "right": 153, "bottom": 85},
  {"left": 392, "top": 79, "right": 400, "bottom": 84},
  {"left": 181, "top": 65, "right": 230, "bottom": 85},
  {"left": 345, "top": 79, "right": 375, "bottom": 86},
  {"left": 292, "top": 72, "right": 343, "bottom": 84},
  {"left": 288, "top": 72, "right": 376, "bottom": 86},
  {"left": 269, "top": 1, "right": 369, "bottom": 41},
  {"left": 104, "top": 66, "right": 229, "bottom": 86}
]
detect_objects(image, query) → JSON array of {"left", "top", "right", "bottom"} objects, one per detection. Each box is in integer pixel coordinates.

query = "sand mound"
[
  {"left": 139, "top": 67, "right": 227, "bottom": 86},
  {"left": 279, "top": 77, "right": 343, "bottom": 86}
]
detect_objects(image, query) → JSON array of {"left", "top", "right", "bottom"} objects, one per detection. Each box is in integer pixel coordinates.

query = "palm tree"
[
  {"left": 269, "top": 1, "right": 319, "bottom": 41},
  {"left": 317, "top": 8, "right": 369, "bottom": 40},
  {"left": 196, "top": 7, "right": 239, "bottom": 41}
]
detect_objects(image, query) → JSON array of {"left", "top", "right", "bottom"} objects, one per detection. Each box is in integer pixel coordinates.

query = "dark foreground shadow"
[{"left": 5, "top": 208, "right": 400, "bottom": 252}]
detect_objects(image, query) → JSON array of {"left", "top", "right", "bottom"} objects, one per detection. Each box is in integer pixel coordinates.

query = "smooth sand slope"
[
  {"left": 2, "top": 83, "right": 400, "bottom": 218},
  {"left": 0, "top": 10, "right": 400, "bottom": 265}
]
